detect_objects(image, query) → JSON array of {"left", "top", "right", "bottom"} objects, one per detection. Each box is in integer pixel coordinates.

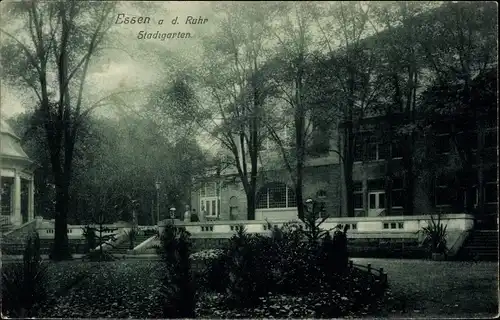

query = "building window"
[
  {"left": 435, "top": 134, "right": 451, "bottom": 154},
  {"left": 354, "top": 139, "right": 363, "bottom": 162},
  {"left": 378, "top": 142, "right": 390, "bottom": 160},
  {"left": 435, "top": 175, "right": 452, "bottom": 207},
  {"left": 392, "top": 178, "right": 404, "bottom": 208},
  {"left": 485, "top": 183, "right": 498, "bottom": 204},
  {"left": 200, "top": 182, "right": 221, "bottom": 217},
  {"left": 392, "top": 142, "right": 403, "bottom": 159},
  {"left": 369, "top": 192, "right": 385, "bottom": 209},
  {"left": 366, "top": 137, "right": 378, "bottom": 161},
  {"left": 353, "top": 182, "right": 363, "bottom": 210},
  {"left": 257, "top": 182, "right": 297, "bottom": 209}
]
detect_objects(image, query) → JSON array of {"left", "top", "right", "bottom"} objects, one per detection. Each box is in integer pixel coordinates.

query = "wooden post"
[
  {"left": 349, "top": 260, "right": 353, "bottom": 269},
  {"left": 367, "top": 263, "right": 371, "bottom": 274}
]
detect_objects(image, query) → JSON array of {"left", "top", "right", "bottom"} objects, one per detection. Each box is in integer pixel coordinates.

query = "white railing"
[{"left": 165, "top": 213, "right": 474, "bottom": 235}]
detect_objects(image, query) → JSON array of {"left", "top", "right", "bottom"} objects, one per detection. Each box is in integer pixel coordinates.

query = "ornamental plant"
[
  {"left": 81, "top": 225, "right": 97, "bottom": 253},
  {"left": 1, "top": 232, "right": 48, "bottom": 317},
  {"left": 158, "top": 224, "right": 196, "bottom": 318},
  {"left": 419, "top": 213, "right": 448, "bottom": 255}
]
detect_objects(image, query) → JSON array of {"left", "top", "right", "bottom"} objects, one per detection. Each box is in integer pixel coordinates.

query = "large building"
[{"left": 189, "top": 3, "right": 498, "bottom": 229}]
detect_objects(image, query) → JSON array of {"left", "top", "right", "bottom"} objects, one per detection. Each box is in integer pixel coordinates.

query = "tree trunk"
[
  {"left": 343, "top": 123, "right": 354, "bottom": 217},
  {"left": 296, "top": 166, "right": 305, "bottom": 220},
  {"left": 51, "top": 176, "right": 71, "bottom": 260},
  {"left": 246, "top": 192, "right": 255, "bottom": 221}
]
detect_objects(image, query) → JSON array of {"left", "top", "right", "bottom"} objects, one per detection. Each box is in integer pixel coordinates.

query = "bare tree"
[
  {"left": 158, "top": 3, "right": 277, "bottom": 220},
  {"left": 1, "top": 0, "right": 119, "bottom": 259},
  {"left": 311, "top": 2, "right": 384, "bottom": 217}
]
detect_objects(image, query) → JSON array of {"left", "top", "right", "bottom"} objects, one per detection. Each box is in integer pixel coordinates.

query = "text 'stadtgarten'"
[{"left": 115, "top": 14, "right": 209, "bottom": 40}]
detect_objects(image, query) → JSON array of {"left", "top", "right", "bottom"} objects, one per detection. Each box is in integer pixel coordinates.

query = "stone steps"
[
  {"left": 460, "top": 230, "right": 498, "bottom": 261},
  {"left": 109, "top": 235, "right": 152, "bottom": 254}
]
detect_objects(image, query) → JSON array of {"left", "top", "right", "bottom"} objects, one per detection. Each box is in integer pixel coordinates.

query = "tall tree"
[
  {"left": 367, "top": 2, "right": 435, "bottom": 215},
  {"left": 158, "top": 2, "right": 277, "bottom": 220},
  {"left": 1, "top": 0, "right": 119, "bottom": 259},
  {"left": 417, "top": 1, "right": 497, "bottom": 215},
  {"left": 312, "top": 2, "right": 383, "bottom": 217},
  {"left": 264, "top": 2, "right": 319, "bottom": 220}
]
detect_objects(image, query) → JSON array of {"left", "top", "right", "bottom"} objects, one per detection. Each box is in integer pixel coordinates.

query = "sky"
[{"left": 0, "top": 1, "right": 217, "bottom": 118}]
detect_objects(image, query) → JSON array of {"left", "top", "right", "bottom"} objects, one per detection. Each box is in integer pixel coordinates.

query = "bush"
[
  {"left": 194, "top": 218, "right": 385, "bottom": 317},
  {"left": 82, "top": 225, "right": 97, "bottom": 253},
  {"left": 192, "top": 249, "right": 228, "bottom": 293},
  {"left": 157, "top": 225, "right": 196, "bottom": 318},
  {"left": 1, "top": 232, "right": 48, "bottom": 317},
  {"left": 224, "top": 226, "right": 262, "bottom": 308}
]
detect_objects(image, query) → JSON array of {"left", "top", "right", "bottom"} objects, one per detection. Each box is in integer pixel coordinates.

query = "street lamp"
[
  {"left": 155, "top": 180, "right": 161, "bottom": 225},
  {"left": 169, "top": 206, "right": 176, "bottom": 224}
]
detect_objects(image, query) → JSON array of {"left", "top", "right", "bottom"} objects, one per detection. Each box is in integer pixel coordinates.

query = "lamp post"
[
  {"left": 169, "top": 206, "right": 176, "bottom": 225},
  {"left": 155, "top": 180, "right": 161, "bottom": 225}
]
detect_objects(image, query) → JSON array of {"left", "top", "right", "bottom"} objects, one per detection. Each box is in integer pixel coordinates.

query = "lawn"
[
  {"left": 7, "top": 257, "right": 497, "bottom": 318},
  {"left": 32, "top": 258, "right": 385, "bottom": 318},
  {"left": 353, "top": 258, "right": 499, "bottom": 318},
  {"left": 39, "top": 260, "right": 164, "bottom": 318}
]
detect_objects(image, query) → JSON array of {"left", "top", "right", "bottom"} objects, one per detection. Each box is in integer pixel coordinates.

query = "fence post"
[
  {"left": 349, "top": 260, "right": 353, "bottom": 269},
  {"left": 367, "top": 263, "right": 371, "bottom": 274}
]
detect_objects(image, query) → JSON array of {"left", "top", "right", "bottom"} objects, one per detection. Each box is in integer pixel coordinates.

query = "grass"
[
  {"left": 353, "top": 258, "right": 499, "bottom": 318},
  {"left": 5, "top": 258, "right": 496, "bottom": 318}
]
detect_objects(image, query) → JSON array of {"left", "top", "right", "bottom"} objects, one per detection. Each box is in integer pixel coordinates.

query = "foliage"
[
  {"left": 81, "top": 225, "right": 97, "bottom": 253},
  {"left": 192, "top": 249, "right": 228, "bottom": 293},
  {"left": 1, "top": 232, "right": 48, "bottom": 317},
  {"left": 418, "top": 214, "right": 448, "bottom": 254},
  {"left": 299, "top": 200, "right": 332, "bottom": 243},
  {"left": 194, "top": 223, "right": 383, "bottom": 318},
  {"left": 0, "top": 0, "right": 123, "bottom": 260},
  {"left": 37, "top": 261, "right": 165, "bottom": 318},
  {"left": 223, "top": 227, "right": 271, "bottom": 308},
  {"left": 197, "top": 220, "right": 352, "bottom": 311},
  {"left": 157, "top": 224, "right": 196, "bottom": 318}
]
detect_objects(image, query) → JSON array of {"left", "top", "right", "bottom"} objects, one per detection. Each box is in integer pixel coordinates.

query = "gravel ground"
[{"left": 352, "top": 258, "right": 499, "bottom": 318}]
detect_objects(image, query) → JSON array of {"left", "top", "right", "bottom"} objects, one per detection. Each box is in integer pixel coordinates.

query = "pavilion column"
[
  {"left": 12, "top": 173, "right": 22, "bottom": 225},
  {"left": 28, "top": 178, "right": 35, "bottom": 221}
]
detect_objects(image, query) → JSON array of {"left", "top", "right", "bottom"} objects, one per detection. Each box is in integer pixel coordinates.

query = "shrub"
[
  {"left": 224, "top": 226, "right": 270, "bottom": 308},
  {"left": 81, "top": 225, "right": 97, "bottom": 253},
  {"left": 1, "top": 232, "right": 48, "bottom": 317},
  {"left": 192, "top": 249, "right": 228, "bottom": 293},
  {"left": 158, "top": 224, "right": 196, "bottom": 318}
]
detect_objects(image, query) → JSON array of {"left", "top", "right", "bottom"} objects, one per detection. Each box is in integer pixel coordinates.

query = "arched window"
[{"left": 257, "top": 182, "right": 297, "bottom": 209}]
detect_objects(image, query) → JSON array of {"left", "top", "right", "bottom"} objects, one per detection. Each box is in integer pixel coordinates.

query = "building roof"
[{"left": 0, "top": 118, "right": 32, "bottom": 162}]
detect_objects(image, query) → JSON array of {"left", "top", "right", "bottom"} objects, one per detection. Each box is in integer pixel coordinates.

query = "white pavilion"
[{"left": 0, "top": 118, "right": 35, "bottom": 228}]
